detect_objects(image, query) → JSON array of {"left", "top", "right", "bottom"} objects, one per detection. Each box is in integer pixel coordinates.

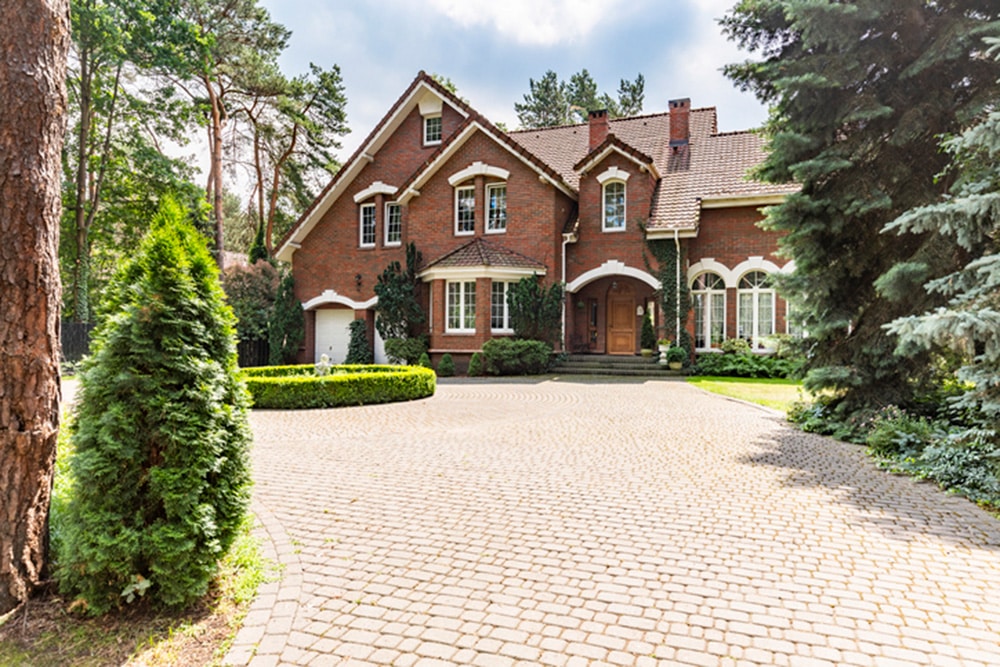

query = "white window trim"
[
  {"left": 359, "top": 203, "right": 376, "bottom": 248},
  {"left": 596, "top": 166, "right": 631, "bottom": 184},
  {"left": 486, "top": 182, "right": 507, "bottom": 234},
  {"left": 446, "top": 280, "right": 476, "bottom": 333},
  {"left": 692, "top": 274, "right": 726, "bottom": 351},
  {"left": 454, "top": 185, "right": 475, "bottom": 236},
  {"left": 423, "top": 115, "right": 442, "bottom": 146},
  {"left": 384, "top": 202, "right": 402, "bottom": 246},
  {"left": 490, "top": 281, "right": 514, "bottom": 334},
  {"left": 602, "top": 180, "right": 627, "bottom": 233}
]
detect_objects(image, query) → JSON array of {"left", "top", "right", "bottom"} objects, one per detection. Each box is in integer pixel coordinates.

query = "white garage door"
[{"left": 314, "top": 309, "right": 354, "bottom": 364}]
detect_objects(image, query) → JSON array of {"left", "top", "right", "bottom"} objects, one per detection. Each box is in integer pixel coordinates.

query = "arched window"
[
  {"left": 602, "top": 181, "right": 626, "bottom": 231},
  {"left": 738, "top": 271, "right": 774, "bottom": 348},
  {"left": 692, "top": 272, "right": 726, "bottom": 349}
]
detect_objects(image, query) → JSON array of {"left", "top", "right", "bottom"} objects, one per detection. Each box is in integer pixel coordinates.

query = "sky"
[{"left": 258, "top": 0, "right": 768, "bottom": 162}]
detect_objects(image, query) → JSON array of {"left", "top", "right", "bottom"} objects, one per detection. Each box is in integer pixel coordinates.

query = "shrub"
[
  {"left": 467, "top": 351, "right": 484, "bottom": 377},
  {"left": 268, "top": 272, "right": 304, "bottom": 365},
  {"left": 57, "top": 200, "right": 252, "bottom": 614},
  {"left": 417, "top": 352, "right": 432, "bottom": 369},
  {"left": 384, "top": 336, "right": 427, "bottom": 365},
  {"left": 507, "top": 276, "right": 564, "bottom": 344},
  {"left": 865, "top": 406, "right": 939, "bottom": 458},
  {"left": 694, "top": 352, "right": 799, "bottom": 379},
  {"left": 345, "top": 319, "right": 373, "bottom": 364},
  {"left": 481, "top": 338, "right": 553, "bottom": 375},
  {"left": 640, "top": 316, "right": 656, "bottom": 350},
  {"left": 242, "top": 364, "right": 435, "bottom": 409},
  {"left": 437, "top": 353, "right": 455, "bottom": 377},
  {"left": 720, "top": 338, "right": 752, "bottom": 355},
  {"left": 221, "top": 259, "right": 278, "bottom": 341}
]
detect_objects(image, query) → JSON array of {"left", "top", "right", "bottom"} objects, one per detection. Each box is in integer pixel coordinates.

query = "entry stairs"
[{"left": 552, "top": 353, "right": 685, "bottom": 378}]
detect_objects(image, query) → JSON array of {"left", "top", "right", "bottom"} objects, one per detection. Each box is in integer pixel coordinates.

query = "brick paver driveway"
[{"left": 227, "top": 378, "right": 1000, "bottom": 667}]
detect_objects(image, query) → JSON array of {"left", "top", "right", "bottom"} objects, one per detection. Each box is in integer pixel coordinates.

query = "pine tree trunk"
[{"left": 0, "top": 0, "right": 70, "bottom": 615}]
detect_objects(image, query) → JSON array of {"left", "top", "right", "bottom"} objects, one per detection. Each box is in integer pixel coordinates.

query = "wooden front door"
[{"left": 606, "top": 284, "right": 635, "bottom": 355}]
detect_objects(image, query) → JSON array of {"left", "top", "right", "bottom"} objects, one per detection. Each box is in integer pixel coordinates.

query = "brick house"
[{"left": 275, "top": 72, "right": 797, "bottom": 367}]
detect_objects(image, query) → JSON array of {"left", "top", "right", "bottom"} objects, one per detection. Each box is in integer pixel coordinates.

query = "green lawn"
[{"left": 687, "top": 376, "right": 807, "bottom": 412}]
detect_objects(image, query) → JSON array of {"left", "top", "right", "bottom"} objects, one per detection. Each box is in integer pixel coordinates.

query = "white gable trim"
[
  {"left": 353, "top": 181, "right": 398, "bottom": 203},
  {"left": 565, "top": 259, "right": 659, "bottom": 293},
  {"left": 448, "top": 161, "right": 510, "bottom": 186},
  {"left": 303, "top": 289, "right": 378, "bottom": 311},
  {"left": 577, "top": 145, "right": 660, "bottom": 179},
  {"left": 418, "top": 265, "right": 544, "bottom": 282},
  {"left": 596, "top": 166, "right": 630, "bottom": 184},
  {"left": 397, "top": 121, "right": 576, "bottom": 205},
  {"left": 274, "top": 79, "right": 469, "bottom": 262}
]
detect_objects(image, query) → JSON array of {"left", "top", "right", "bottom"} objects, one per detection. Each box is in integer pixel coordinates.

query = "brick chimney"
[
  {"left": 669, "top": 98, "right": 690, "bottom": 148},
  {"left": 588, "top": 109, "right": 609, "bottom": 150}
]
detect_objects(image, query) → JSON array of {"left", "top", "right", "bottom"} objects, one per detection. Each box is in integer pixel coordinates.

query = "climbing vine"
[{"left": 644, "top": 238, "right": 692, "bottom": 356}]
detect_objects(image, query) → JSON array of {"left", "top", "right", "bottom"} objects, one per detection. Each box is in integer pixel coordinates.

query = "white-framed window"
[
  {"left": 491, "top": 281, "right": 513, "bottom": 332},
  {"left": 738, "top": 271, "right": 775, "bottom": 348},
  {"left": 786, "top": 302, "right": 806, "bottom": 338},
  {"left": 692, "top": 272, "right": 726, "bottom": 350},
  {"left": 424, "top": 115, "right": 442, "bottom": 145},
  {"left": 455, "top": 185, "right": 475, "bottom": 235},
  {"left": 602, "top": 180, "right": 626, "bottom": 231},
  {"left": 486, "top": 183, "right": 507, "bottom": 233},
  {"left": 359, "top": 203, "right": 376, "bottom": 247},
  {"left": 447, "top": 281, "right": 476, "bottom": 332},
  {"left": 385, "top": 202, "right": 401, "bottom": 246}
]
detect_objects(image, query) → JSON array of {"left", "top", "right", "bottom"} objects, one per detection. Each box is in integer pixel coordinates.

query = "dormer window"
[{"left": 424, "top": 115, "right": 442, "bottom": 145}]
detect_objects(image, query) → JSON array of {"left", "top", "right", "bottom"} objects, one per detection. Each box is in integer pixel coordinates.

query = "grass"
[
  {"left": 687, "top": 376, "right": 808, "bottom": 412},
  {"left": 0, "top": 516, "right": 265, "bottom": 666}
]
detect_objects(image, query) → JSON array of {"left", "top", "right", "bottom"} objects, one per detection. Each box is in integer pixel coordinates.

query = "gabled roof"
[
  {"left": 510, "top": 110, "right": 796, "bottom": 235},
  {"left": 275, "top": 72, "right": 473, "bottom": 262},
  {"left": 572, "top": 134, "right": 658, "bottom": 178},
  {"left": 396, "top": 114, "right": 576, "bottom": 205},
  {"left": 418, "top": 237, "right": 547, "bottom": 281}
]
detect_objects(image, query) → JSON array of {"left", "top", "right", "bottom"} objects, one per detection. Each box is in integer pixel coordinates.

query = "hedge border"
[{"left": 241, "top": 364, "right": 436, "bottom": 409}]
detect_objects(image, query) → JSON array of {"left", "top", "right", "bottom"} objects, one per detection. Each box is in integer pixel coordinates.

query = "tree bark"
[{"left": 0, "top": 0, "right": 70, "bottom": 615}]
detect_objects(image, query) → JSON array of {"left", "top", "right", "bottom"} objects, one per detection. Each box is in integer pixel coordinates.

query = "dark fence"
[
  {"left": 61, "top": 321, "right": 95, "bottom": 363},
  {"left": 237, "top": 338, "right": 270, "bottom": 368}
]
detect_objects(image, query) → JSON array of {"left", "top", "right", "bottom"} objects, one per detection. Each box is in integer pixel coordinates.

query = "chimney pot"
[{"left": 588, "top": 108, "right": 609, "bottom": 150}]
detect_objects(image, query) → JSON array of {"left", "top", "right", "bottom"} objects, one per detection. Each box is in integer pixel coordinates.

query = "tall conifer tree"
[{"left": 722, "top": 0, "right": 1000, "bottom": 413}]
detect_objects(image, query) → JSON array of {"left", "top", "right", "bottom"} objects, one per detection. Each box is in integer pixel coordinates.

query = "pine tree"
[
  {"left": 58, "top": 199, "right": 252, "bottom": 613},
  {"left": 721, "top": 0, "right": 1000, "bottom": 414},
  {"left": 345, "top": 318, "right": 372, "bottom": 364}
]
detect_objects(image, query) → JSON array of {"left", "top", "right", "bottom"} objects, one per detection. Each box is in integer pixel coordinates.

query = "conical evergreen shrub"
[{"left": 57, "top": 199, "right": 252, "bottom": 614}]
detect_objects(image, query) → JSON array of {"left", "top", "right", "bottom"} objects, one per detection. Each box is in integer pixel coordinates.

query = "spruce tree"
[
  {"left": 885, "top": 49, "right": 1000, "bottom": 434},
  {"left": 722, "top": 0, "right": 1000, "bottom": 414},
  {"left": 58, "top": 199, "right": 252, "bottom": 613}
]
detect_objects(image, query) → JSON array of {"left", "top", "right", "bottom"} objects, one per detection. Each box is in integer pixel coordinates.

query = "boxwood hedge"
[{"left": 242, "top": 364, "right": 436, "bottom": 409}]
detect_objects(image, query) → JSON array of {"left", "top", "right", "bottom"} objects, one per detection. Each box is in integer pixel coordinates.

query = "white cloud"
[{"left": 423, "top": 0, "right": 630, "bottom": 46}]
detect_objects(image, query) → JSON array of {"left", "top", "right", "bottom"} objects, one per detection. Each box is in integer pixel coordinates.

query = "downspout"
[
  {"left": 674, "top": 229, "right": 681, "bottom": 345},
  {"left": 561, "top": 234, "right": 570, "bottom": 352}
]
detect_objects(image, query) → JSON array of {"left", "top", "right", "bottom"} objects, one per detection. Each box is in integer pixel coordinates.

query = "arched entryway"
[{"left": 606, "top": 282, "right": 636, "bottom": 355}]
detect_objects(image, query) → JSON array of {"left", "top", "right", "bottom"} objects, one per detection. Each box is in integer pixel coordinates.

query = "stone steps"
[{"left": 553, "top": 354, "right": 684, "bottom": 377}]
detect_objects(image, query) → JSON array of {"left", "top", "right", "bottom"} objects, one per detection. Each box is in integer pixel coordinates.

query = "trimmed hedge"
[{"left": 242, "top": 364, "right": 436, "bottom": 409}]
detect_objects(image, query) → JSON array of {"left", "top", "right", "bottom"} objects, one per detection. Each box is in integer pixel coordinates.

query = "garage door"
[{"left": 314, "top": 309, "right": 354, "bottom": 364}]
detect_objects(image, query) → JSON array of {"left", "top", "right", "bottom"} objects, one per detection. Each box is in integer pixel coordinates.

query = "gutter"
[{"left": 675, "top": 229, "right": 681, "bottom": 345}]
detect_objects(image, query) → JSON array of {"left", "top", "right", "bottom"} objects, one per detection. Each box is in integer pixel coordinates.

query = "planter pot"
[
  {"left": 640, "top": 349, "right": 654, "bottom": 358},
  {"left": 668, "top": 361, "right": 683, "bottom": 370}
]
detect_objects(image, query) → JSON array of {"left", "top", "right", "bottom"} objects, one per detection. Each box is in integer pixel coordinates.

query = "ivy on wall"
[{"left": 644, "top": 238, "right": 692, "bottom": 355}]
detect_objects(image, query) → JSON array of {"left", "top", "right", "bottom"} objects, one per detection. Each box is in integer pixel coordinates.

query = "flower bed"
[{"left": 241, "top": 364, "right": 436, "bottom": 409}]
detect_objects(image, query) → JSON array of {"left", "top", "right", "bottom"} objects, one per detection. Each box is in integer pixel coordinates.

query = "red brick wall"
[{"left": 566, "top": 152, "right": 657, "bottom": 287}]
